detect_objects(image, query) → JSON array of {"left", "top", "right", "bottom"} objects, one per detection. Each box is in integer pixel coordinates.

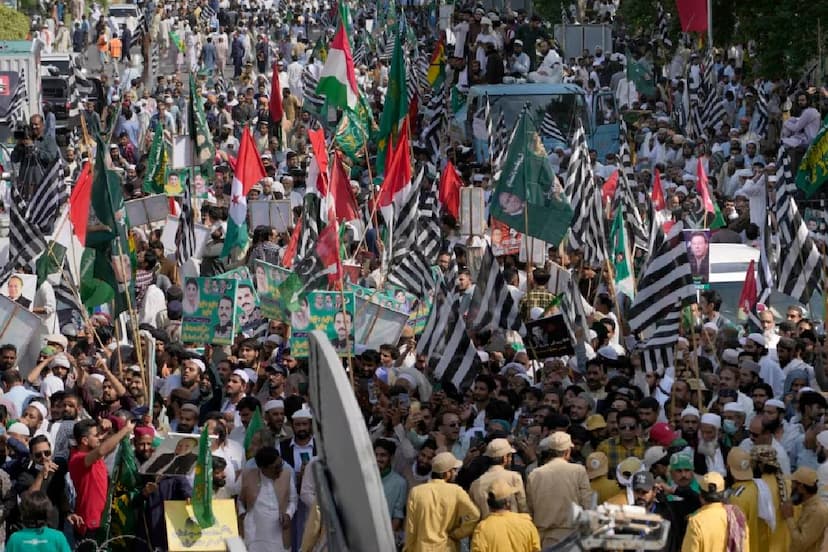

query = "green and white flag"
[
  {"left": 189, "top": 73, "right": 216, "bottom": 181},
  {"left": 610, "top": 205, "right": 635, "bottom": 300}
]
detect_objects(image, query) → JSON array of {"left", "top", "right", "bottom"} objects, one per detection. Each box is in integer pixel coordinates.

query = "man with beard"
[
  {"left": 721, "top": 403, "right": 749, "bottom": 447},
  {"left": 212, "top": 455, "right": 233, "bottom": 498},
  {"left": 739, "top": 415, "right": 792, "bottom": 475},
  {"left": 402, "top": 439, "right": 437, "bottom": 490},
  {"left": 161, "top": 357, "right": 204, "bottom": 400},
  {"left": 0, "top": 344, "right": 16, "bottom": 372},
  {"left": 567, "top": 395, "right": 591, "bottom": 428},
  {"left": 631, "top": 471, "right": 677, "bottom": 552},
  {"left": 750, "top": 382, "right": 773, "bottom": 415},
  {"left": 11, "top": 435, "right": 73, "bottom": 531},
  {"left": 133, "top": 425, "right": 155, "bottom": 465},
  {"left": 782, "top": 91, "right": 821, "bottom": 149},
  {"left": 263, "top": 400, "right": 292, "bottom": 441},
  {"left": 693, "top": 414, "right": 729, "bottom": 477},
  {"left": 280, "top": 407, "right": 317, "bottom": 544},
  {"left": 788, "top": 391, "right": 827, "bottom": 470},
  {"left": 763, "top": 398, "right": 801, "bottom": 469},
  {"left": 678, "top": 406, "right": 701, "bottom": 448},
  {"left": 664, "top": 452, "right": 700, "bottom": 546},
  {"left": 47, "top": 391, "right": 81, "bottom": 461},
  {"left": 741, "top": 332, "right": 784, "bottom": 398},
  {"left": 781, "top": 467, "right": 828, "bottom": 550},
  {"left": 777, "top": 337, "right": 818, "bottom": 389}
]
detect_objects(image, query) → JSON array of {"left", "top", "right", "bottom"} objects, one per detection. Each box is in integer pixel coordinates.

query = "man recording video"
[{"left": 10, "top": 114, "right": 60, "bottom": 198}]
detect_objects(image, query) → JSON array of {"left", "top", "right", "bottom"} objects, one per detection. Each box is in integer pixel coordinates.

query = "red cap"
[{"left": 649, "top": 422, "right": 679, "bottom": 446}]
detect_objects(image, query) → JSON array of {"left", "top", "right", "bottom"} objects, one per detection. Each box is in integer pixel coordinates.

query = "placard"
[
  {"left": 0, "top": 295, "right": 42, "bottom": 362},
  {"left": 374, "top": 286, "right": 418, "bottom": 315},
  {"left": 219, "top": 267, "right": 264, "bottom": 335},
  {"left": 160, "top": 216, "right": 212, "bottom": 259},
  {"left": 490, "top": 219, "right": 522, "bottom": 257},
  {"left": 248, "top": 200, "right": 292, "bottom": 233},
  {"left": 290, "top": 291, "right": 355, "bottom": 357},
  {"left": 164, "top": 499, "right": 239, "bottom": 551},
  {"left": 524, "top": 314, "right": 574, "bottom": 359},
  {"left": 181, "top": 277, "right": 238, "bottom": 345},
  {"left": 254, "top": 260, "right": 293, "bottom": 320},
  {"left": 0, "top": 273, "right": 35, "bottom": 309},
  {"left": 125, "top": 194, "right": 170, "bottom": 226},
  {"left": 140, "top": 432, "right": 217, "bottom": 475},
  {"left": 171, "top": 135, "right": 194, "bottom": 170},
  {"left": 460, "top": 187, "right": 486, "bottom": 237},
  {"left": 546, "top": 262, "right": 572, "bottom": 296},
  {"left": 353, "top": 296, "right": 409, "bottom": 349},
  {"left": 683, "top": 229, "right": 710, "bottom": 288},
  {"left": 519, "top": 235, "right": 548, "bottom": 265}
]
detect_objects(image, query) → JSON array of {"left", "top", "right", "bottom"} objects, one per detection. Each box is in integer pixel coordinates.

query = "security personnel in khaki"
[
  {"left": 727, "top": 449, "right": 761, "bottom": 552},
  {"left": 404, "top": 451, "right": 480, "bottom": 552},
  {"left": 471, "top": 480, "right": 541, "bottom": 552},
  {"left": 527, "top": 432, "right": 592, "bottom": 547},
  {"left": 781, "top": 467, "right": 828, "bottom": 552},
  {"left": 682, "top": 472, "right": 749, "bottom": 552},
  {"left": 586, "top": 451, "right": 619, "bottom": 505},
  {"left": 469, "top": 438, "right": 528, "bottom": 519}
]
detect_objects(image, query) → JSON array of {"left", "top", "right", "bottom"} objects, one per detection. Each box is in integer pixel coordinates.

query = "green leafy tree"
[{"left": 0, "top": 5, "right": 31, "bottom": 40}]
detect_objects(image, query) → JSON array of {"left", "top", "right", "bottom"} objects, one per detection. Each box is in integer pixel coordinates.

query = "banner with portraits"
[
  {"left": 290, "top": 291, "right": 355, "bottom": 358},
  {"left": 181, "top": 277, "right": 238, "bottom": 345}
]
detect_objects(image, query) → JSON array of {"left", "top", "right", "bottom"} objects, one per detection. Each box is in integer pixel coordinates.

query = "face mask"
[
  {"left": 728, "top": 211, "right": 739, "bottom": 220},
  {"left": 723, "top": 419, "right": 738, "bottom": 435}
]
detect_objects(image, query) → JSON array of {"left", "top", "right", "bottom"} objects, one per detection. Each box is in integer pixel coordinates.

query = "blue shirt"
[{"left": 381, "top": 468, "right": 408, "bottom": 521}]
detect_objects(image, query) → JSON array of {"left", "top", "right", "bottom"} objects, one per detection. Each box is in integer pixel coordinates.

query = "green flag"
[
  {"left": 101, "top": 438, "right": 140, "bottom": 545},
  {"left": 35, "top": 241, "right": 66, "bottom": 287},
  {"left": 170, "top": 30, "right": 185, "bottom": 53},
  {"left": 626, "top": 51, "right": 655, "bottom": 98},
  {"left": 244, "top": 407, "right": 263, "bottom": 456},
  {"left": 450, "top": 85, "right": 467, "bottom": 114},
  {"left": 710, "top": 202, "right": 727, "bottom": 230},
  {"left": 610, "top": 206, "right": 635, "bottom": 300},
  {"left": 189, "top": 73, "right": 216, "bottom": 181},
  {"left": 193, "top": 425, "right": 216, "bottom": 528},
  {"left": 376, "top": 23, "right": 408, "bottom": 173},
  {"left": 339, "top": 0, "right": 353, "bottom": 34},
  {"left": 143, "top": 121, "right": 167, "bottom": 194},
  {"left": 796, "top": 116, "right": 828, "bottom": 197},
  {"left": 334, "top": 109, "right": 367, "bottom": 161},
  {"left": 489, "top": 109, "right": 573, "bottom": 247}
]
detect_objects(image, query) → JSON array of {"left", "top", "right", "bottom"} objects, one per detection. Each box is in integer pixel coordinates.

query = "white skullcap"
[
  {"left": 89, "top": 373, "right": 105, "bottom": 383},
  {"left": 765, "top": 399, "right": 785, "bottom": 409},
  {"left": 397, "top": 373, "right": 417, "bottom": 388},
  {"left": 28, "top": 402, "right": 47, "bottom": 420},
  {"left": 292, "top": 407, "right": 313, "bottom": 420},
  {"left": 188, "top": 358, "right": 206, "bottom": 372},
  {"left": 701, "top": 413, "right": 721, "bottom": 428},
  {"left": 8, "top": 422, "right": 30, "bottom": 436},
  {"left": 232, "top": 369, "right": 250, "bottom": 384},
  {"left": 597, "top": 346, "right": 618, "bottom": 361},
  {"left": 681, "top": 405, "right": 700, "bottom": 419},
  {"left": 723, "top": 402, "right": 745, "bottom": 414},
  {"left": 265, "top": 400, "right": 285, "bottom": 411}
]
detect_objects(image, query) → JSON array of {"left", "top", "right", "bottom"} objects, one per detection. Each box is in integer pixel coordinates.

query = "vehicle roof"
[
  {"left": 109, "top": 3, "right": 138, "bottom": 8},
  {"left": 468, "top": 83, "right": 587, "bottom": 97},
  {"left": 0, "top": 41, "right": 34, "bottom": 55}
]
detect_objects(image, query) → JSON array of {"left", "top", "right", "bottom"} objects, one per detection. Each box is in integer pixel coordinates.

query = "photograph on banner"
[
  {"left": 253, "top": 260, "right": 293, "bottom": 320},
  {"left": 354, "top": 296, "right": 410, "bottom": 350},
  {"left": 0, "top": 296, "right": 43, "bottom": 356},
  {"left": 346, "top": 282, "right": 377, "bottom": 300},
  {"left": 804, "top": 207, "right": 828, "bottom": 243},
  {"left": 181, "top": 277, "right": 238, "bottom": 345},
  {"left": 376, "top": 286, "right": 418, "bottom": 315},
  {"left": 289, "top": 291, "right": 355, "bottom": 357},
  {"left": 165, "top": 499, "right": 238, "bottom": 551},
  {"left": 0, "top": 273, "right": 36, "bottom": 309},
  {"left": 524, "top": 314, "right": 574, "bottom": 359},
  {"left": 218, "top": 267, "right": 264, "bottom": 335},
  {"left": 140, "top": 432, "right": 217, "bottom": 476},
  {"left": 490, "top": 220, "right": 522, "bottom": 257},
  {"left": 683, "top": 229, "right": 710, "bottom": 287}
]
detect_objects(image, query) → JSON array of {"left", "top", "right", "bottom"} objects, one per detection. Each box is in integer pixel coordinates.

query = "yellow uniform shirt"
[
  {"left": 729, "top": 481, "right": 760, "bottom": 552},
  {"left": 786, "top": 494, "right": 828, "bottom": 552},
  {"left": 403, "top": 479, "right": 480, "bottom": 552},
  {"left": 682, "top": 502, "right": 749, "bottom": 552},
  {"left": 471, "top": 511, "right": 541, "bottom": 552},
  {"left": 591, "top": 476, "right": 621, "bottom": 506},
  {"left": 468, "top": 466, "right": 528, "bottom": 519}
]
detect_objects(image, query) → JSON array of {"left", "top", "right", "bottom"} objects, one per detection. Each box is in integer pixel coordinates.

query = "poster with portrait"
[
  {"left": 290, "top": 291, "right": 355, "bottom": 357},
  {"left": 141, "top": 432, "right": 217, "bottom": 476},
  {"left": 490, "top": 219, "right": 522, "bottom": 257},
  {"left": 375, "top": 286, "right": 418, "bottom": 316},
  {"left": 0, "top": 273, "right": 36, "bottom": 310},
  {"left": 165, "top": 499, "right": 238, "bottom": 551},
  {"left": 253, "top": 260, "right": 293, "bottom": 320},
  {"left": 683, "top": 229, "right": 711, "bottom": 288},
  {"left": 354, "top": 296, "right": 410, "bottom": 349},
  {"left": 218, "top": 267, "right": 264, "bottom": 336},
  {"left": 524, "top": 314, "right": 574, "bottom": 359},
  {"left": 180, "top": 277, "right": 239, "bottom": 345}
]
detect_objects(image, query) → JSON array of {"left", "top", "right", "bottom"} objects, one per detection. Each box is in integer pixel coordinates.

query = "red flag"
[
  {"left": 330, "top": 150, "right": 360, "bottom": 221},
  {"left": 737, "top": 259, "right": 757, "bottom": 321},
  {"left": 317, "top": 222, "right": 343, "bottom": 285},
  {"left": 282, "top": 218, "right": 302, "bottom": 269},
  {"left": 601, "top": 170, "right": 619, "bottom": 205},
  {"left": 696, "top": 158, "right": 715, "bottom": 214},
  {"left": 676, "top": 0, "right": 708, "bottom": 32},
  {"left": 269, "top": 63, "right": 283, "bottom": 123},
  {"left": 168, "top": 197, "right": 181, "bottom": 217},
  {"left": 69, "top": 162, "right": 92, "bottom": 246},
  {"left": 377, "top": 116, "right": 411, "bottom": 222},
  {"left": 439, "top": 160, "right": 462, "bottom": 219},
  {"left": 652, "top": 169, "right": 673, "bottom": 234}
]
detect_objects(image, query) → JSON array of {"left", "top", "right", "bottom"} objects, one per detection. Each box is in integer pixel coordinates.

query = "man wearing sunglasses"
[{"left": 12, "top": 435, "right": 77, "bottom": 530}]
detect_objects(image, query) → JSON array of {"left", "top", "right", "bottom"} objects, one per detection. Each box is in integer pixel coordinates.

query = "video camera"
[{"left": 12, "top": 122, "right": 35, "bottom": 142}]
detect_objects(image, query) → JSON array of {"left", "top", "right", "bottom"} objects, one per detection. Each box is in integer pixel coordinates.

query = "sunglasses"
[
  {"left": 619, "top": 424, "right": 637, "bottom": 430},
  {"left": 34, "top": 450, "right": 51, "bottom": 459}
]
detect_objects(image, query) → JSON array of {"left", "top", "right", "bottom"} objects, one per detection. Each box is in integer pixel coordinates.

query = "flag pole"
[
  {"left": 688, "top": 317, "right": 702, "bottom": 412},
  {"left": 336, "top": 270, "right": 355, "bottom": 390},
  {"left": 603, "top": 257, "right": 627, "bottom": 339}
]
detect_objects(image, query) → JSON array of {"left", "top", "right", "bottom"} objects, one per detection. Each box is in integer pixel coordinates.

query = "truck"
[
  {"left": 451, "top": 82, "right": 621, "bottom": 161},
  {"left": 0, "top": 41, "right": 41, "bottom": 144}
]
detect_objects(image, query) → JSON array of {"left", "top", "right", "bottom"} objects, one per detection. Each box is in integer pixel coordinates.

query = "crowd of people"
[{"left": 6, "top": 0, "right": 828, "bottom": 551}]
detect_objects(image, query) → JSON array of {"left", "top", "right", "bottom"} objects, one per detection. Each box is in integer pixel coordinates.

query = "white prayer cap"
[
  {"left": 735, "top": 168, "right": 753, "bottom": 178},
  {"left": 8, "top": 422, "right": 29, "bottom": 437},
  {"left": 187, "top": 358, "right": 206, "bottom": 372},
  {"left": 28, "top": 401, "right": 47, "bottom": 419},
  {"left": 265, "top": 400, "right": 285, "bottom": 411},
  {"left": 739, "top": 333, "right": 765, "bottom": 347},
  {"left": 397, "top": 373, "right": 417, "bottom": 388},
  {"left": 721, "top": 348, "right": 740, "bottom": 364},
  {"left": 597, "top": 346, "right": 618, "bottom": 361},
  {"left": 675, "top": 185, "right": 689, "bottom": 196},
  {"left": 232, "top": 369, "right": 250, "bottom": 384},
  {"left": 677, "top": 336, "right": 689, "bottom": 347},
  {"left": 681, "top": 405, "right": 701, "bottom": 419},
  {"left": 723, "top": 403, "right": 745, "bottom": 415},
  {"left": 49, "top": 354, "right": 71, "bottom": 369},
  {"left": 513, "top": 39, "right": 523, "bottom": 46},
  {"left": 765, "top": 399, "right": 785, "bottom": 410},
  {"left": 89, "top": 373, "right": 105, "bottom": 383},
  {"left": 292, "top": 407, "right": 313, "bottom": 420},
  {"left": 701, "top": 413, "right": 721, "bottom": 428},
  {"left": 800, "top": 387, "right": 816, "bottom": 395},
  {"left": 682, "top": 174, "right": 698, "bottom": 183}
]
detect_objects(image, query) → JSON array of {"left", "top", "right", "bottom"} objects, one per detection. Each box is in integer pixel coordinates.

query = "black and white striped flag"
[
  {"left": 387, "top": 169, "right": 435, "bottom": 296},
  {"left": 653, "top": 4, "right": 672, "bottom": 49},
  {"left": 432, "top": 292, "right": 480, "bottom": 392},
  {"left": 1, "top": 186, "right": 47, "bottom": 282},
  {"left": 774, "top": 149, "right": 822, "bottom": 304},
  {"left": 297, "top": 194, "right": 322, "bottom": 260},
  {"left": 755, "top": 87, "right": 770, "bottom": 136},
  {"left": 558, "top": 271, "right": 589, "bottom": 344},
  {"left": 627, "top": 222, "right": 697, "bottom": 334},
  {"left": 466, "top": 245, "right": 524, "bottom": 334},
  {"left": 418, "top": 173, "right": 443, "bottom": 266},
  {"left": 565, "top": 119, "right": 607, "bottom": 265},
  {"left": 641, "top": 306, "right": 681, "bottom": 374},
  {"left": 175, "top": 177, "right": 197, "bottom": 266},
  {"left": 301, "top": 65, "right": 325, "bottom": 114},
  {"left": 616, "top": 134, "right": 649, "bottom": 249},
  {"left": 540, "top": 111, "right": 565, "bottom": 143},
  {"left": 27, "top": 159, "right": 67, "bottom": 235},
  {"left": 199, "top": 4, "right": 216, "bottom": 29},
  {"left": 2, "top": 68, "right": 28, "bottom": 122}
]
